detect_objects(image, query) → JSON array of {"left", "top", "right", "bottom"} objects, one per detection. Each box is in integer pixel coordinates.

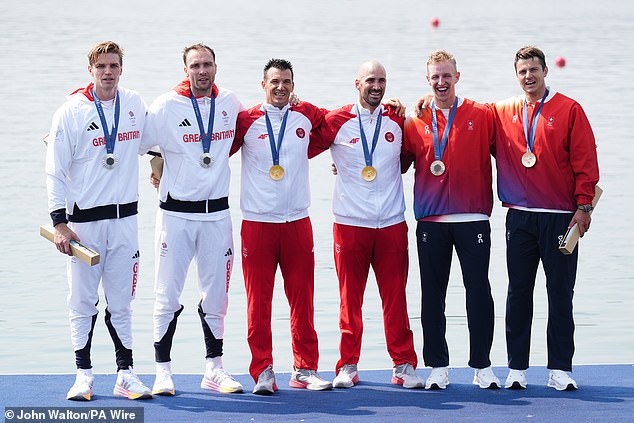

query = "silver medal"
[
  {"left": 200, "top": 153, "right": 215, "bottom": 168},
  {"left": 103, "top": 153, "right": 117, "bottom": 169}
]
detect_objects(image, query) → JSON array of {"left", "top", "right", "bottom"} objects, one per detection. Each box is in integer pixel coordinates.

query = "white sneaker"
[
  {"left": 67, "top": 369, "right": 94, "bottom": 401},
  {"left": 152, "top": 362, "right": 174, "bottom": 396},
  {"left": 201, "top": 367, "right": 243, "bottom": 393},
  {"left": 253, "top": 365, "right": 277, "bottom": 395},
  {"left": 289, "top": 368, "right": 333, "bottom": 391},
  {"left": 505, "top": 369, "right": 527, "bottom": 389},
  {"left": 473, "top": 367, "right": 501, "bottom": 389},
  {"left": 333, "top": 364, "right": 359, "bottom": 388},
  {"left": 392, "top": 363, "right": 424, "bottom": 389},
  {"left": 113, "top": 367, "right": 152, "bottom": 400},
  {"left": 547, "top": 370, "right": 578, "bottom": 391},
  {"left": 425, "top": 367, "right": 449, "bottom": 390}
]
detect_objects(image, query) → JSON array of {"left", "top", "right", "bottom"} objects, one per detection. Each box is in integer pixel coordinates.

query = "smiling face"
[
  {"left": 515, "top": 57, "right": 548, "bottom": 102},
  {"left": 88, "top": 53, "right": 122, "bottom": 101},
  {"left": 184, "top": 48, "right": 217, "bottom": 97},
  {"left": 427, "top": 60, "right": 460, "bottom": 109},
  {"left": 355, "top": 61, "right": 387, "bottom": 112},
  {"left": 262, "top": 67, "right": 294, "bottom": 109}
]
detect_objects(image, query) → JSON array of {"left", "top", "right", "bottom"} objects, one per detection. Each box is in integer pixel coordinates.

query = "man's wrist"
[{"left": 577, "top": 204, "right": 594, "bottom": 213}]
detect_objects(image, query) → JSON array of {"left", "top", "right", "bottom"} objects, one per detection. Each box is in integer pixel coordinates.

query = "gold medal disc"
[
  {"left": 362, "top": 166, "right": 377, "bottom": 181},
  {"left": 269, "top": 165, "right": 285, "bottom": 180},
  {"left": 521, "top": 151, "right": 537, "bottom": 168},
  {"left": 430, "top": 160, "right": 446, "bottom": 176}
]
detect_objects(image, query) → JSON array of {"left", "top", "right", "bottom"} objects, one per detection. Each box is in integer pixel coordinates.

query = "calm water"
[{"left": 0, "top": 0, "right": 632, "bottom": 375}]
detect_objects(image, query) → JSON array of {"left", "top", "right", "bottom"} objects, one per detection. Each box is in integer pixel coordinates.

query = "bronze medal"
[
  {"left": 361, "top": 166, "right": 377, "bottom": 181},
  {"left": 269, "top": 165, "right": 285, "bottom": 180},
  {"left": 430, "top": 160, "right": 446, "bottom": 176},
  {"left": 521, "top": 151, "right": 537, "bottom": 168}
]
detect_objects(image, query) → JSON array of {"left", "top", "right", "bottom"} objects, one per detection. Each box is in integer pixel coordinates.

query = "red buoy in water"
[
  {"left": 431, "top": 17, "right": 440, "bottom": 28},
  {"left": 555, "top": 56, "right": 566, "bottom": 68}
]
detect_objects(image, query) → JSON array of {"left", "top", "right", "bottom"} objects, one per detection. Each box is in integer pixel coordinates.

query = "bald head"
[{"left": 355, "top": 61, "right": 387, "bottom": 112}]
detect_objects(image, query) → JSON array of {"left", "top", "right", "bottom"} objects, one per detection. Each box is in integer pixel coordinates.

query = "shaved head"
[
  {"left": 356, "top": 60, "right": 386, "bottom": 80},
  {"left": 355, "top": 61, "right": 387, "bottom": 112}
]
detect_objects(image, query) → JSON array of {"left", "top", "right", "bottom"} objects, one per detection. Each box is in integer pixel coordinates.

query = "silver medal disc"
[
  {"left": 200, "top": 153, "right": 215, "bottom": 168},
  {"left": 103, "top": 153, "right": 117, "bottom": 169}
]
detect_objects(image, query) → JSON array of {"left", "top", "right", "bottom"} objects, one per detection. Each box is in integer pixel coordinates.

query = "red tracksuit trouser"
[
  {"left": 241, "top": 217, "right": 320, "bottom": 381},
  {"left": 334, "top": 221, "right": 418, "bottom": 373}
]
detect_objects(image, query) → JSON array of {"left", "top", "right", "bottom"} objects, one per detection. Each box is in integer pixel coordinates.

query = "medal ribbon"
[
  {"left": 356, "top": 105, "right": 382, "bottom": 167},
  {"left": 92, "top": 89, "right": 120, "bottom": 155},
  {"left": 522, "top": 88, "right": 549, "bottom": 153},
  {"left": 189, "top": 89, "right": 216, "bottom": 154},
  {"left": 430, "top": 97, "right": 458, "bottom": 162},
  {"left": 264, "top": 109, "right": 290, "bottom": 166}
]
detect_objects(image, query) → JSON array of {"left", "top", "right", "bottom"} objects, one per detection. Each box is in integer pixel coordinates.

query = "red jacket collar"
[
  {"left": 173, "top": 79, "right": 219, "bottom": 98},
  {"left": 69, "top": 82, "right": 95, "bottom": 101}
]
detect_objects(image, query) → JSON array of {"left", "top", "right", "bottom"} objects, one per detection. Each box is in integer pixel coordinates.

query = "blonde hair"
[
  {"left": 426, "top": 49, "right": 457, "bottom": 71},
  {"left": 87, "top": 41, "right": 123, "bottom": 66}
]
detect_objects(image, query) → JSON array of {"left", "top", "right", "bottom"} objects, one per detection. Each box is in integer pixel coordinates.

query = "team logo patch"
[
  {"left": 424, "top": 125, "right": 430, "bottom": 135},
  {"left": 160, "top": 241, "right": 168, "bottom": 257},
  {"left": 385, "top": 132, "right": 394, "bottom": 142},
  {"left": 296, "top": 128, "right": 306, "bottom": 138},
  {"left": 547, "top": 116, "right": 555, "bottom": 126},
  {"left": 128, "top": 110, "right": 137, "bottom": 126},
  {"left": 467, "top": 120, "right": 474, "bottom": 130},
  {"left": 221, "top": 110, "right": 230, "bottom": 126}
]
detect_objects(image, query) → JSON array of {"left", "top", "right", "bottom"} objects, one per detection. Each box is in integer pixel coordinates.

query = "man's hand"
[
  {"left": 569, "top": 209, "right": 591, "bottom": 237},
  {"left": 415, "top": 94, "right": 434, "bottom": 116},
  {"left": 54, "top": 223, "right": 80, "bottom": 256},
  {"left": 150, "top": 173, "right": 160, "bottom": 189},
  {"left": 385, "top": 98, "right": 406, "bottom": 117},
  {"left": 331, "top": 162, "right": 338, "bottom": 175},
  {"left": 290, "top": 93, "right": 300, "bottom": 106}
]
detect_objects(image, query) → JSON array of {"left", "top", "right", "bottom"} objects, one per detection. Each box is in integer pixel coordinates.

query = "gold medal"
[
  {"left": 430, "top": 160, "right": 446, "bottom": 176},
  {"left": 521, "top": 151, "right": 537, "bottom": 168},
  {"left": 362, "top": 166, "right": 377, "bottom": 181},
  {"left": 269, "top": 165, "right": 285, "bottom": 180}
]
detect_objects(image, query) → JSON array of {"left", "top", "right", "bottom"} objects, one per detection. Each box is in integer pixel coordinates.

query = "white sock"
[
  {"left": 156, "top": 361, "right": 171, "bottom": 373},
  {"left": 77, "top": 368, "right": 93, "bottom": 378},
  {"left": 206, "top": 356, "right": 223, "bottom": 371}
]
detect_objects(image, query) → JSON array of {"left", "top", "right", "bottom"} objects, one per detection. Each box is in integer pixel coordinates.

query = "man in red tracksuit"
[
  {"left": 232, "top": 59, "right": 332, "bottom": 394},
  {"left": 310, "top": 61, "right": 422, "bottom": 389}
]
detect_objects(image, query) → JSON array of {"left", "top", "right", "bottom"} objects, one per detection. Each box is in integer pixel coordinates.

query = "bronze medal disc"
[
  {"left": 430, "top": 160, "right": 446, "bottom": 176},
  {"left": 521, "top": 151, "right": 537, "bottom": 168},
  {"left": 269, "top": 165, "right": 285, "bottom": 180},
  {"left": 362, "top": 166, "right": 377, "bottom": 181}
]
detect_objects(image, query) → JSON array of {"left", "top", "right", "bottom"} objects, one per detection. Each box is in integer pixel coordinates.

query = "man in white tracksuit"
[
  {"left": 141, "top": 43, "right": 244, "bottom": 396},
  {"left": 46, "top": 41, "right": 151, "bottom": 401}
]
